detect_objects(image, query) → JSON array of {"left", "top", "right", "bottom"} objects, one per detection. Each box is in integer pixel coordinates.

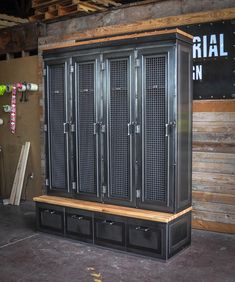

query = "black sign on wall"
[{"left": 181, "top": 20, "right": 235, "bottom": 100}]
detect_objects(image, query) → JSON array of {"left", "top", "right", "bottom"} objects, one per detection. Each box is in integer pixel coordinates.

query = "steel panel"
[
  {"left": 46, "top": 60, "right": 70, "bottom": 193},
  {"left": 176, "top": 43, "right": 192, "bottom": 211},
  {"left": 77, "top": 62, "right": 97, "bottom": 195},
  {"left": 103, "top": 51, "right": 135, "bottom": 206},
  {"left": 109, "top": 58, "right": 130, "bottom": 199}
]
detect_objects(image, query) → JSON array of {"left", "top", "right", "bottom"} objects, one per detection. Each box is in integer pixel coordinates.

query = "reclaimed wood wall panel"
[
  {"left": 39, "top": 7, "right": 235, "bottom": 48},
  {"left": 192, "top": 173, "right": 235, "bottom": 195},
  {"left": 193, "top": 219, "right": 235, "bottom": 234},
  {"left": 192, "top": 100, "right": 235, "bottom": 234}
]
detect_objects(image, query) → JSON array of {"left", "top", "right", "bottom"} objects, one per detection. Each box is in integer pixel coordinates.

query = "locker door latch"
[
  {"left": 100, "top": 123, "right": 106, "bottom": 133},
  {"left": 94, "top": 123, "right": 106, "bottom": 134},
  {"left": 93, "top": 123, "right": 99, "bottom": 135},
  {"left": 128, "top": 122, "right": 140, "bottom": 135},
  {"left": 63, "top": 122, "right": 69, "bottom": 134},
  {"left": 165, "top": 121, "right": 176, "bottom": 137},
  {"left": 128, "top": 123, "right": 134, "bottom": 135}
]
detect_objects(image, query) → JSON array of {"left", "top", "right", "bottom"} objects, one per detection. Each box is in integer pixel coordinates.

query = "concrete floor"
[{"left": 0, "top": 202, "right": 234, "bottom": 282}]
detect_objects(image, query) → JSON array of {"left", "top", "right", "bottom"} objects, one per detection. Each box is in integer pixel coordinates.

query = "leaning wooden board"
[
  {"left": 9, "top": 142, "right": 31, "bottom": 205},
  {"left": 33, "top": 195, "right": 192, "bottom": 223},
  {"left": 14, "top": 142, "right": 30, "bottom": 205},
  {"left": 9, "top": 145, "right": 25, "bottom": 205}
]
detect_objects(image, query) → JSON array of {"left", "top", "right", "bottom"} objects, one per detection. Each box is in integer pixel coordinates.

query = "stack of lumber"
[
  {"left": 0, "top": 14, "right": 28, "bottom": 30},
  {"left": 30, "top": 0, "right": 122, "bottom": 21},
  {"left": 9, "top": 142, "right": 30, "bottom": 206}
]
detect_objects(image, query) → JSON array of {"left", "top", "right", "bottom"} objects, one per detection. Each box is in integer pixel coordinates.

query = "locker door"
[
  {"left": 75, "top": 56, "right": 100, "bottom": 199},
  {"left": 138, "top": 47, "right": 175, "bottom": 212},
  {"left": 45, "top": 60, "right": 71, "bottom": 193},
  {"left": 103, "top": 53, "right": 135, "bottom": 206}
]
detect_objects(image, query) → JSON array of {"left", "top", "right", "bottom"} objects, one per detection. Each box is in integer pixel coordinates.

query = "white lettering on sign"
[
  {"left": 220, "top": 34, "right": 228, "bottom": 56},
  {"left": 193, "top": 36, "right": 202, "bottom": 58},
  {"left": 208, "top": 34, "right": 218, "bottom": 57},
  {"left": 193, "top": 65, "right": 202, "bottom": 80},
  {"left": 192, "top": 33, "right": 228, "bottom": 80},
  {"left": 193, "top": 33, "right": 228, "bottom": 59}
]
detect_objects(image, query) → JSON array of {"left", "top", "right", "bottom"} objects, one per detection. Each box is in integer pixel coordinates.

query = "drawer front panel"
[
  {"left": 38, "top": 204, "right": 64, "bottom": 234},
  {"left": 126, "top": 219, "right": 166, "bottom": 258},
  {"left": 66, "top": 209, "right": 93, "bottom": 242},
  {"left": 128, "top": 225, "right": 161, "bottom": 251},
  {"left": 94, "top": 214, "right": 125, "bottom": 249}
]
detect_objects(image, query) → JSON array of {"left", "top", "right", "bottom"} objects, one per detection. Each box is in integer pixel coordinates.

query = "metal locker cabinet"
[
  {"left": 74, "top": 55, "right": 100, "bottom": 200},
  {"left": 43, "top": 31, "right": 192, "bottom": 213},
  {"left": 138, "top": 46, "right": 176, "bottom": 212},
  {"left": 136, "top": 42, "right": 191, "bottom": 213},
  {"left": 102, "top": 51, "right": 136, "bottom": 207},
  {"left": 44, "top": 59, "right": 73, "bottom": 195}
]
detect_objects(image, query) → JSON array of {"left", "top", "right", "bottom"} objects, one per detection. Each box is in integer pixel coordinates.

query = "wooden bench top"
[{"left": 33, "top": 195, "right": 192, "bottom": 223}]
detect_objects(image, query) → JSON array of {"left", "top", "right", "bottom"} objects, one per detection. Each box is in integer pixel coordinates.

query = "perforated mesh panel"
[
  {"left": 78, "top": 62, "right": 97, "bottom": 194},
  {"left": 109, "top": 59, "right": 130, "bottom": 199},
  {"left": 49, "top": 64, "right": 66, "bottom": 189},
  {"left": 144, "top": 56, "right": 167, "bottom": 202}
]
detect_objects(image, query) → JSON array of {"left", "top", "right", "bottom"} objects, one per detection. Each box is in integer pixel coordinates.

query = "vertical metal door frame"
[
  {"left": 137, "top": 45, "right": 176, "bottom": 212},
  {"left": 45, "top": 58, "right": 71, "bottom": 194},
  {"left": 175, "top": 41, "right": 192, "bottom": 211},
  {"left": 102, "top": 50, "right": 135, "bottom": 207},
  {"left": 74, "top": 54, "right": 101, "bottom": 201}
]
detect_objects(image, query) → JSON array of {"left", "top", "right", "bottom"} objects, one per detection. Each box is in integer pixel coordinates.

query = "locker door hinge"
[
  {"left": 136, "top": 189, "right": 141, "bottom": 199},
  {"left": 72, "top": 182, "right": 76, "bottom": 190},
  {"left": 43, "top": 68, "right": 47, "bottom": 76},
  {"left": 43, "top": 124, "right": 48, "bottom": 132},
  {"left": 135, "top": 59, "right": 140, "bottom": 68},
  {"left": 70, "top": 65, "right": 74, "bottom": 73},
  {"left": 45, "top": 179, "right": 49, "bottom": 186},
  {"left": 70, "top": 124, "right": 75, "bottom": 132},
  {"left": 102, "top": 185, "right": 107, "bottom": 194},
  {"left": 101, "top": 62, "right": 105, "bottom": 71}
]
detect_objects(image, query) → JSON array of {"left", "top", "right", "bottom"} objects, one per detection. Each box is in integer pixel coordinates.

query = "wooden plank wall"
[{"left": 192, "top": 101, "right": 235, "bottom": 234}]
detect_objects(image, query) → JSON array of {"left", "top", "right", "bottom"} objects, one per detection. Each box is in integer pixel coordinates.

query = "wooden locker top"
[
  {"left": 33, "top": 195, "right": 192, "bottom": 223},
  {"left": 41, "top": 28, "right": 192, "bottom": 51}
]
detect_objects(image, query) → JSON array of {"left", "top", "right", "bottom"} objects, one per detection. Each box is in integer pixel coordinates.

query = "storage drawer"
[
  {"left": 65, "top": 208, "right": 93, "bottom": 243},
  {"left": 37, "top": 203, "right": 64, "bottom": 235},
  {"left": 126, "top": 219, "right": 166, "bottom": 259},
  {"left": 94, "top": 214, "right": 125, "bottom": 250}
]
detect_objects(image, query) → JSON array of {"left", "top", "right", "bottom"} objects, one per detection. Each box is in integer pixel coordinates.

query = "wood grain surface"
[{"left": 33, "top": 195, "right": 192, "bottom": 223}]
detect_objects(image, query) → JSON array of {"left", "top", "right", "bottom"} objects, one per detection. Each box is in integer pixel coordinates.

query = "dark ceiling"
[
  {"left": 0, "top": 0, "right": 140, "bottom": 19},
  {"left": 0, "top": 0, "right": 32, "bottom": 18}
]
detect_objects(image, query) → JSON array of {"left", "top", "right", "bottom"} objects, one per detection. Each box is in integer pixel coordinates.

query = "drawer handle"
[
  {"left": 44, "top": 209, "right": 56, "bottom": 215},
  {"left": 71, "top": 215, "right": 84, "bottom": 220},
  {"left": 102, "top": 220, "right": 115, "bottom": 225},
  {"left": 135, "top": 226, "right": 150, "bottom": 232}
]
